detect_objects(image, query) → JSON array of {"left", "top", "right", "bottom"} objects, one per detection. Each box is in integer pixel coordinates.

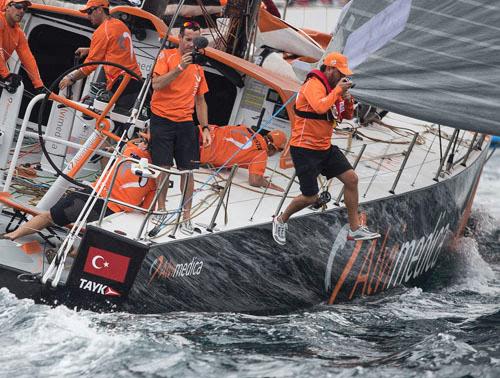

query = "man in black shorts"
[
  {"left": 2, "top": 140, "right": 155, "bottom": 242},
  {"left": 272, "top": 52, "right": 380, "bottom": 245},
  {"left": 149, "top": 21, "right": 211, "bottom": 235}
]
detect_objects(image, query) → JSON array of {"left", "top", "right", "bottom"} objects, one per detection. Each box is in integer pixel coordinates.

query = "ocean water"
[{"left": 1, "top": 151, "right": 499, "bottom": 377}]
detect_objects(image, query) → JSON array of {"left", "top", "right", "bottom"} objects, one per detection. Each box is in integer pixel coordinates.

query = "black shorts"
[
  {"left": 50, "top": 188, "right": 114, "bottom": 227},
  {"left": 111, "top": 77, "right": 143, "bottom": 110},
  {"left": 290, "top": 145, "right": 353, "bottom": 196},
  {"left": 150, "top": 112, "right": 200, "bottom": 170}
]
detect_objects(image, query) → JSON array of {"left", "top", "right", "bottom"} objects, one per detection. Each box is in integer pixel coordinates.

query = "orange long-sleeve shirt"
[
  {"left": 290, "top": 77, "right": 353, "bottom": 150},
  {"left": 92, "top": 144, "right": 157, "bottom": 213},
  {"left": 0, "top": 12, "right": 43, "bottom": 88},
  {"left": 80, "top": 18, "right": 141, "bottom": 89},
  {"left": 200, "top": 125, "right": 268, "bottom": 177}
]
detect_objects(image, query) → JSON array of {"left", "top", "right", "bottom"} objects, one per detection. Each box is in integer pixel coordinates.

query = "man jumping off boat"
[
  {"left": 149, "top": 20, "right": 211, "bottom": 235},
  {"left": 58, "top": 0, "right": 142, "bottom": 118},
  {"left": 0, "top": 0, "right": 44, "bottom": 93},
  {"left": 272, "top": 52, "right": 381, "bottom": 245},
  {"left": 1, "top": 140, "right": 156, "bottom": 242},
  {"left": 200, "top": 125, "right": 287, "bottom": 192}
]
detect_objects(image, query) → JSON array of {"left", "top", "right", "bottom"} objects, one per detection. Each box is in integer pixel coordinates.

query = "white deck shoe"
[
  {"left": 180, "top": 220, "right": 194, "bottom": 236},
  {"left": 272, "top": 215, "right": 288, "bottom": 245},
  {"left": 348, "top": 225, "right": 381, "bottom": 241}
]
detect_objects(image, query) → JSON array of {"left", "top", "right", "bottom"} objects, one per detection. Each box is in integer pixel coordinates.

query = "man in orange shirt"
[
  {"left": 200, "top": 125, "right": 286, "bottom": 191},
  {"left": 2, "top": 139, "right": 156, "bottom": 241},
  {"left": 150, "top": 20, "right": 211, "bottom": 235},
  {"left": 59, "top": 0, "right": 142, "bottom": 118},
  {"left": 272, "top": 52, "right": 380, "bottom": 245},
  {"left": 0, "top": 0, "right": 44, "bottom": 93}
]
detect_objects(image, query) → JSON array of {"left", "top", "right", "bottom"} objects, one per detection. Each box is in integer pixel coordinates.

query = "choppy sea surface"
[{"left": 1, "top": 151, "right": 499, "bottom": 378}]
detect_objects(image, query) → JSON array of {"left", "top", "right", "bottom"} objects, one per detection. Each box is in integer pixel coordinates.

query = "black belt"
[{"left": 294, "top": 105, "right": 334, "bottom": 121}]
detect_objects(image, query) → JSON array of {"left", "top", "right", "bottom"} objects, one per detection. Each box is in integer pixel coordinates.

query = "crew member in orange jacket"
[
  {"left": 200, "top": 125, "right": 287, "bottom": 191},
  {"left": 272, "top": 52, "right": 380, "bottom": 245},
  {"left": 2, "top": 139, "right": 156, "bottom": 241},
  {"left": 59, "top": 0, "right": 142, "bottom": 113},
  {"left": 0, "top": 0, "right": 44, "bottom": 92}
]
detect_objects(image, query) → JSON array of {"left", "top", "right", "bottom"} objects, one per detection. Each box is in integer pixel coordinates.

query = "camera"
[
  {"left": 192, "top": 36, "right": 209, "bottom": 65},
  {"left": 345, "top": 76, "right": 356, "bottom": 89}
]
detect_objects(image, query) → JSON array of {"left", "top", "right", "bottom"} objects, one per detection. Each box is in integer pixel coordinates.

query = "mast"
[{"left": 223, "top": 0, "right": 262, "bottom": 58}]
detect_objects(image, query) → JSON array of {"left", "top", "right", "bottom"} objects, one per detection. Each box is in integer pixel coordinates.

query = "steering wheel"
[{"left": 37, "top": 61, "right": 143, "bottom": 188}]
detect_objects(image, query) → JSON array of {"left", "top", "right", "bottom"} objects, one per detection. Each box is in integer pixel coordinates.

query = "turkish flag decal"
[{"left": 83, "top": 247, "right": 131, "bottom": 283}]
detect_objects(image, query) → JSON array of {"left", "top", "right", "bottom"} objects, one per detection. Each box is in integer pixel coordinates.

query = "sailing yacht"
[{"left": 0, "top": 0, "right": 496, "bottom": 313}]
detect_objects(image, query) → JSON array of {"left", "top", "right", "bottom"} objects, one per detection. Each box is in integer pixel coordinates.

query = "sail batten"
[{"left": 330, "top": 0, "right": 500, "bottom": 134}]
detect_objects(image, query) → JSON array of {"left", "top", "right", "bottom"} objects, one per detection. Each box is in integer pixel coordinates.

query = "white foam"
[{"left": 445, "top": 236, "right": 497, "bottom": 296}]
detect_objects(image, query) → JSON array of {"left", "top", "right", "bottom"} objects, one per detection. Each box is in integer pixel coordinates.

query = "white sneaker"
[
  {"left": 152, "top": 213, "right": 168, "bottom": 225},
  {"left": 272, "top": 215, "right": 288, "bottom": 245},
  {"left": 180, "top": 220, "right": 194, "bottom": 236},
  {"left": 348, "top": 225, "right": 381, "bottom": 241}
]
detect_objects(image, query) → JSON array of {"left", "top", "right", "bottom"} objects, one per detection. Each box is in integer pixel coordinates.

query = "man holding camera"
[
  {"left": 150, "top": 20, "right": 211, "bottom": 235},
  {"left": 0, "top": 0, "right": 44, "bottom": 94},
  {"left": 272, "top": 52, "right": 381, "bottom": 245}
]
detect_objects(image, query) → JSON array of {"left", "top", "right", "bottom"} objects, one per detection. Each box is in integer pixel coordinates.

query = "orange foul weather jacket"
[
  {"left": 80, "top": 18, "right": 141, "bottom": 89},
  {"left": 93, "top": 144, "right": 157, "bottom": 213},
  {"left": 290, "top": 76, "right": 354, "bottom": 151},
  {"left": 0, "top": 12, "right": 43, "bottom": 87},
  {"left": 200, "top": 125, "right": 269, "bottom": 177}
]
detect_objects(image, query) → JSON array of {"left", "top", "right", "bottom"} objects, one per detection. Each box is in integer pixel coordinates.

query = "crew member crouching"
[
  {"left": 200, "top": 125, "right": 287, "bottom": 191},
  {"left": 2, "top": 139, "right": 156, "bottom": 242}
]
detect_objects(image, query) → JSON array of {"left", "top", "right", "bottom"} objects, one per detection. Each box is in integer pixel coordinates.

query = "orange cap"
[
  {"left": 323, "top": 52, "right": 353, "bottom": 76},
  {"left": 268, "top": 129, "right": 287, "bottom": 151},
  {"left": 79, "top": 0, "right": 109, "bottom": 13},
  {"left": 7, "top": 0, "right": 32, "bottom": 6}
]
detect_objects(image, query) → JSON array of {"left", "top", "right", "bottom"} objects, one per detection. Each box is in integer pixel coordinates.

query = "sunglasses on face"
[
  {"left": 84, "top": 6, "right": 100, "bottom": 15},
  {"left": 183, "top": 21, "right": 200, "bottom": 28},
  {"left": 10, "top": 3, "right": 28, "bottom": 10}
]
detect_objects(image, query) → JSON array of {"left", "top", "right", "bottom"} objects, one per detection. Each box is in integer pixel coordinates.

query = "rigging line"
[
  {"left": 43, "top": 129, "right": 129, "bottom": 286},
  {"left": 154, "top": 92, "right": 298, "bottom": 229},
  {"left": 485, "top": 147, "right": 497, "bottom": 163},
  {"left": 127, "top": 0, "right": 188, "bottom": 128},
  {"left": 411, "top": 129, "right": 438, "bottom": 187},
  {"left": 11, "top": 60, "right": 119, "bottom": 145},
  {"left": 195, "top": 0, "right": 228, "bottom": 48},
  {"left": 362, "top": 142, "right": 391, "bottom": 199},
  {"left": 249, "top": 156, "right": 280, "bottom": 221}
]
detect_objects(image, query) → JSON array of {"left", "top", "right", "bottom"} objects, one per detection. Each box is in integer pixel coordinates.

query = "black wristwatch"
[{"left": 202, "top": 125, "right": 209, "bottom": 131}]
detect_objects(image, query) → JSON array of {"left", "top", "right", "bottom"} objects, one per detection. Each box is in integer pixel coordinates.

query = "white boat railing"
[{"left": 95, "top": 157, "right": 195, "bottom": 240}]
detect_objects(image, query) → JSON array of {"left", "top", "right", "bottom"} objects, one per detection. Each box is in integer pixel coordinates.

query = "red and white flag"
[{"left": 83, "top": 247, "right": 130, "bottom": 283}]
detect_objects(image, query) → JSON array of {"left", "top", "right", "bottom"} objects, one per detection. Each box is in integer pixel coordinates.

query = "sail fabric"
[{"left": 328, "top": 0, "right": 500, "bottom": 135}]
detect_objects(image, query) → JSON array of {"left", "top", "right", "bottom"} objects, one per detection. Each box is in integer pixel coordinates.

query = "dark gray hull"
[
  {"left": 1, "top": 147, "right": 487, "bottom": 314},
  {"left": 122, "top": 146, "right": 486, "bottom": 313}
]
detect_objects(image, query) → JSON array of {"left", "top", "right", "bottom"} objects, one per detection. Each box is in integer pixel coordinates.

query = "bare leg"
[
  {"left": 280, "top": 194, "right": 318, "bottom": 223},
  {"left": 337, "top": 169, "right": 360, "bottom": 231},
  {"left": 181, "top": 173, "right": 194, "bottom": 220},
  {"left": 4, "top": 211, "right": 54, "bottom": 241},
  {"left": 156, "top": 170, "right": 171, "bottom": 211}
]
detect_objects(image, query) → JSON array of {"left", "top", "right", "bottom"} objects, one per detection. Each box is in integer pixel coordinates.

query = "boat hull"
[{"left": 0, "top": 147, "right": 487, "bottom": 313}]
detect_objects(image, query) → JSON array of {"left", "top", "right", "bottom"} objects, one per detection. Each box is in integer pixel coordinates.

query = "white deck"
[{"left": 91, "top": 113, "right": 481, "bottom": 244}]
